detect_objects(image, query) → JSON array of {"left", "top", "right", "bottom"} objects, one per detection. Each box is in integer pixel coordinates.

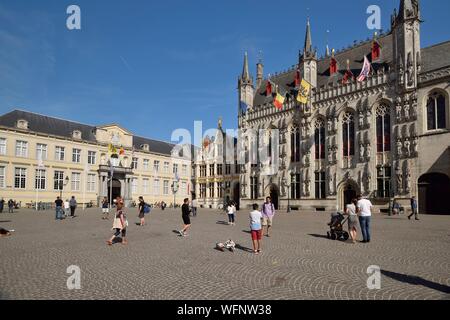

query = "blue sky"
[{"left": 0, "top": 0, "right": 449, "bottom": 144}]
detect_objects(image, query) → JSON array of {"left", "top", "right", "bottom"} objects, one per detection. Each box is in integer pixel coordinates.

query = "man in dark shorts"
[{"left": 178, "top": 198, "right": 191, "bottom": 237}]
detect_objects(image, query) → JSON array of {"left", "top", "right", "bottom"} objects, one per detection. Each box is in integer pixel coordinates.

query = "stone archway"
[
  {"left": 107, "top": 179, "right": 122, "bottom": 204},
  {"left": 418, "top": 173, "right": 450, "bottom": 215},
  {"left": 337, "top": 179, "right": 360, "bottom": 212},
  {"left": 265, "top": 184, "right": 280, "bottom": 210}
]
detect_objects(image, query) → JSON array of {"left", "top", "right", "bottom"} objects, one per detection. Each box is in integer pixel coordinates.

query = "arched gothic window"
[
  {"left": 314, "top": 119, "right": 326, "bottom": 160},
  {"left": 427, "top": 92, "right": 446, "bottom": 130},
  {"left": 342, "top": 112, "right": 355, "bottom": 157},
  {"left": 290, "top": 125, "right": 301, "bottom": 163},
  {"left": 376, "top": 105, "right": 391, "bottom": 152}
]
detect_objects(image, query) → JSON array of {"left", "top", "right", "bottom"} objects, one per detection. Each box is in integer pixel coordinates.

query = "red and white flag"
[{"left": 357, "top": 56, "right": 371, "bottom": 82}]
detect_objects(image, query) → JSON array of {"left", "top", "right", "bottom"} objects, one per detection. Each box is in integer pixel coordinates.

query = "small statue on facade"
[
  {"left": 396, "top": 97, "right": 402, "bottom": 123},
  {"left": 366, "top": 143, "right": 372, "bottom": 161},
  {"left": 404, "top": 103, "right": 410, "bottom": 121},
  {"left": 404, "top": 139, "right": 411, "bottom": 158},
  {"left": 328, "top": 147, "right": 333, "bottom": 164},
  {"left": 405, "top": 164, "right": 412, "bottom": 193},
  {"left": 359, "top": 143, "right": 365, "bottom": 162},
  {"left": 358, "top": 112, "right": 364, "bottom": 128},
  {"left": 407, "top": 52, "right": 415, "bottom": 87},
  {"left": 327, "top": 118, "right": 333, "bottom": 133},
  {"left": 396, "top": 139, "right": 403, "bottom": 158},
  {"left": 412, "top": 137, "right": 418, "bottom": 155}
]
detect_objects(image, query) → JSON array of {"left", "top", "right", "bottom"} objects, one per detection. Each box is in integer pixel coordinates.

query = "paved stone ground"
[{"left": 1, "top": 207, "right": 449, "bottom": 300}]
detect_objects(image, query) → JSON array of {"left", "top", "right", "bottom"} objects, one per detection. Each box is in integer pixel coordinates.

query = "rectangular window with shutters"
[
  {"left": 0, "top": 166, "right": 6, "bottom": 188},
  {"left": 163, "top": 180, "right": 169, "bottom": 195},
  {"left": 88, "top": 151, "right": 96, "bottom": 165},
  {"left": 72, "top": 149, "right": 81, "bottom": 163},
  {"left": 15, "top": 168, "right": 27, "bottom": 189},
  {"left": 15, "top": 141, "right": 28, "bottom": 157},
  {"left": 54, "top": 171, "right": 64, "bottom": 190},
  {"left": 71, "top": 172, "right": 81, "bottom": 191},
  {"left": 35, "top": 169, "right": 46, "bottom": 190},
  {"left": 87, "top": 174, "right": 96, "bottom": 192},
  {"left": 143, "top": 178, "right": 149, "bottom": 194},
  {"left": 55, "top": 146, "right": 65, "bottom": 161},
  {"left": 36, "top": 144, "right": 47, "bottom": 161},
  {"left": 153, "top": 179, "right": 160, "bottom": 195},
  {"left": 0, "top": 138, "right": 6, "bottom": 155}
]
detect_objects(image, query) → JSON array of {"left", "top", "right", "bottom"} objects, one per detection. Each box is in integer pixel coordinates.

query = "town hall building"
[{"left": 237, "top": 0, "right": 450, "bottom": 214}]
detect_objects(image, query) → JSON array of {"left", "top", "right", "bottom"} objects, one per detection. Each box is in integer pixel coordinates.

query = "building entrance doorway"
[{"left": 107, "top": 179, "right": 122, "bottom": 203}]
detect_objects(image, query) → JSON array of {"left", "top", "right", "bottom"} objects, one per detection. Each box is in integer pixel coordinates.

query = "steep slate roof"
[
  {"left": 0, "top": 109, "right": 177, "bottom": 156},
  {"left": 253, "top": 35, "right": 450, "bottom": 108},
  {"left": 421, "top": 41, "right": 450, "bottom": 73},
  {"left": 0, "top": 109, "right": 98, "bottom": 142}
]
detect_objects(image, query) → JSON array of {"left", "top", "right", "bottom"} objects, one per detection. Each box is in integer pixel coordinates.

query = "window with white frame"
[
  {"left": 88, "top": 151, "right": 96, "bottom": 165},
  {"left": 182, "top": 164, "right": 187, "bottom": 176},
  {"left": 164, "top": 162, "right": 169, "bottom": 173},
  {"left": 143, "top": 178, "right": 149, "bottom": 194},
  {"left": 153, "top": 179, "right": 160, "bottom": 195},
  {"left": 181, "top": 181, "right": 187, "bottom": 195},
  {"left": 72, "top": 149, "right": 81, "bottom": 163},
  {"left": 14, "top": 168, "right": 26, "bottom": 189},
  {"left": 132, "top": 178, "right": 138, "bottom": 194},
  {"left": 15, "top": 141, "right": 28, "bottom": 157},
  {"left": 143, "top": 159, "right": 149, "bottom": 171},
  {"left": 427, "top": 92, "right": 447, "bottom": 130},
  {"left": 163, "top": 180, "right": 169, "bottom": 195},
  {"left": 173, "top": 163, "right": 178, "bottom": 174},
  {"left": 0, "top": 166, "right": 5, "bottom": 188},
  {"left": 71, "top": 172, "right": 81, "bottom": 191},
  {"left": 54, "top": 171, "right": 64, "bottom": 190},
  {"left": 87, "top": 174, "right": 96, "bottom": 192},
  {"left": 36, "top": 144, "right": 47, "bottom": 161},
  {"left": 0, "top": 138, "right": 6, "bottom": 155},
  {"left": 131, "top": 157, "right": 138, "bottom": 170},
  {"left": 154, "top": 160, "right": 160, "bottom": 173},
  {"left": 35, "top": 169, "right": 46, "bottom": 190},
  {"left": 55, "top": 146, "right": 65, "bottom": 161}
]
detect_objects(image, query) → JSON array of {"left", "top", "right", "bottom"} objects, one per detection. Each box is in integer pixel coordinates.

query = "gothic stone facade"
[{"left": 238, "top": 0, "right": 450, "bottom": 214}]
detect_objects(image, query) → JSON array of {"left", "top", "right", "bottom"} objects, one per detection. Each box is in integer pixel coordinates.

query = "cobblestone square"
[{"left": 1, "top": 208, "right": 449, "bottom": 300}]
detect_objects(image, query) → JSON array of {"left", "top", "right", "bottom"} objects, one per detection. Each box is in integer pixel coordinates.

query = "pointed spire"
[
  {"left": 397, "top": 0, "right": 419, "bottom": 22},
  {"left": 304, "top": 18, "right": 313, "bottom": 56},
  {"left": 241, "top": 52, "right": 250, "bottom": 81},
  {"left": 325, "top": 44, "right": 330, "bottom": 58}
]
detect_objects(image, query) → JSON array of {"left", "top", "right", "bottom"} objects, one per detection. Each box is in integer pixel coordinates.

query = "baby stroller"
[{"left": 326, "top": 212, "right": 350, "bottom": 241}]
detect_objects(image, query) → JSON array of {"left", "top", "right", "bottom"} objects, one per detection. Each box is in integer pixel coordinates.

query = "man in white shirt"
[
  {"left": 249, "top": 204, "right": 263, "bottom": 254},
  {"left": 357, "top": 194, "right": 373, "bottom": 243}
]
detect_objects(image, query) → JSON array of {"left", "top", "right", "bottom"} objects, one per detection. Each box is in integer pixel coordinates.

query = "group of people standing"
[
  {"left": 0, "top": 199, "right": 16, "bottom": 213},
  {"left": 54, "top": 196, "right": 77, "bottom": 220}
]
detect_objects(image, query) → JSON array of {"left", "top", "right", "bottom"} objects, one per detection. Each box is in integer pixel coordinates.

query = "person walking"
[
  {"left": 227, "top": 201, "right": 236, "bottom": 225},
  {"left": 0, "top": 198, "right": 4, "bottom": 213},
  {"left": 345, "top": 198, "right": 359, "bottom": 244},
  {"left": 138, "top": 196, "right": 146, "bottom": 226},
  {"left": 261, "top": 197, "right": 275, "bottom": 237},
  {"left": 101, "top": 197, "right": 109, "bottom": 220},
  {"left": 191, "top": 198, "right": 198, "bottom": 217},
  {"left": 54, "top": 197, "right": 64, "bottom": 220},
  {"left": 357, "top": 194, "right": 373, "bottom": 243},
  {"left": 8, "top": 199, "right": 14, "bottom": 213},
  {"left": 107, "top": 197, "right": 128, "bottom": 246},
  {"left": 249, "top": 203, "right": 263, "bottom": 255},
  {"left": 178, "top": 198, "right": 191, "bottom": 237},
  {"left": 69, "top": 196, "right": 77, "bottom": 218},
  {"left": 408, "top": 196, "right": 419, "bottom": 221}
]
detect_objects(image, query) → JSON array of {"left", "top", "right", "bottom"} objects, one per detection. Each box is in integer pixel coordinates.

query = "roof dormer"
[
  {"left": 141, "top": 144, "right": 150, "bottom": 152},
  {"left": 72, "top": 130, "right": 82, "bottom": 140},
  {"left": 16, "top": 119, "right": 29, "bottom": 130}
]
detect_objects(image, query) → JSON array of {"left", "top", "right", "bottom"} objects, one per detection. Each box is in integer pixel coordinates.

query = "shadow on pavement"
[
  {"left": 216, "top": 221, "right": 229, "bottom": 225},
  {"left": 308, "top": 233, "right": 329, "bottom": 239},
  {"left": 242, "top": 230, "right": 251, "bottom": 234},
  {"left": 381, "top": 270, "right": 450, "bottom": 294},
  {"left": 235, "top": 244, "right": 253, "bottom": 253},
  {"left": 0, "top": 220, "right": 12, "bottom": 223}
]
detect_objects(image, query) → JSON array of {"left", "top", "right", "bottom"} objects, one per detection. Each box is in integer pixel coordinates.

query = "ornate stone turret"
[{"left": 299, "top": 19, "right": 317, "bottom": 88}]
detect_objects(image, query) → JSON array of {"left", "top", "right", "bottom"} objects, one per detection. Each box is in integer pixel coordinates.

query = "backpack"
[{"left": 143, "top": 204, "right": 151, "bottom": 214}]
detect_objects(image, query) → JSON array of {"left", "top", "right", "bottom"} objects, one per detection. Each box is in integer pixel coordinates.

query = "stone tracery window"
[
  {"left": 290, "top": 125, "right": 301, "bottom": 163},
  {"left": 376, "top": 104, "right": 391, "bottom": 153},
  {"left": 342, "top": 112, "right": 355, "bottom": 157},
  {"left": 314, "top": 118, "right": 326, "bottom": 160},
  {"left": 427, "top": 92, "right": 446, "bottom": 130}
]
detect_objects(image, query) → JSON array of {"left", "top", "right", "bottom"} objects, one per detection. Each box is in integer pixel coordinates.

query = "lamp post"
[
  {"left": 60, "top": 176, "right": 70, "bottom": 199},
  {"left": 282, "top": 176, "right": 291, "bottom": 213},
  {"left": 171, "top": 180, "right": 179, "bottom": 208}
]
